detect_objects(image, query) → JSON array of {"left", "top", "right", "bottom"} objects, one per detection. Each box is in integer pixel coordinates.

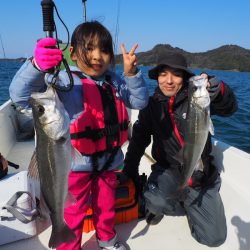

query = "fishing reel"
[{"left": 41, "top": 0, "right": 74, "bottom": 91}]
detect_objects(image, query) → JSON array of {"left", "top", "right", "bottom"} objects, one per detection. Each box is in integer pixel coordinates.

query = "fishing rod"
[
  {"left": 41, "top": 0, "right": 74, "bottom": 91},
  {"left": 0, "top": 34, "right": 6, "bottom": 58}
]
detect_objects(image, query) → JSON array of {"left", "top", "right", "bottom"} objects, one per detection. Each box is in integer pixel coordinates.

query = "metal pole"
[{"left": 82, "top": 0, "right": 87, "bottom": 22}]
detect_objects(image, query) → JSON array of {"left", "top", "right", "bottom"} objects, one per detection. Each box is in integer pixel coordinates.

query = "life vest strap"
[{"left": 70, "top": 120, "right": 128, "bottom": 141}]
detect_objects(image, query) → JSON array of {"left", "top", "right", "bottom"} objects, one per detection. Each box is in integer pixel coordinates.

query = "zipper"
[{"left": 168, "top": 96, "right": 184, "bottom": 146}]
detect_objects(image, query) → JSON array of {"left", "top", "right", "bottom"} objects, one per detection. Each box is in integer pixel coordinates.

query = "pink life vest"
[{"left": 70, "top": 74, "right": 129, "bottom": 155}]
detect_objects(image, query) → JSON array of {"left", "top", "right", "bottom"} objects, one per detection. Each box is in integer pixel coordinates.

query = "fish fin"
[
  {"left": 28, "top": 150, "right": 40, "bottom": 180},
  {"left": 209, "top": 118, "right": 215, "bottom": 135},
  {"left": 194, "top": 159, "right": 204, "bottom": 171},
  {"left": 71, "top": 145, "right": 85, "bottom": 166},
  {"left": 37, "top": 192, "right": 51, "bottom": 221},
  {"left": 49, "top": 223, "right": 76, "bottom": 249}
]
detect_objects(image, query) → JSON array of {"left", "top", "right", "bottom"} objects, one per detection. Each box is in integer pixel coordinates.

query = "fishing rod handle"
[
  {"left": 40, "top": 0, "right": 74, "bottom": 91},
  {"left": 41, "top": 0, "right": 55, "bottom": 37},
  {"left": 7, "top": 161, "right": 19, "bottom": 169}
]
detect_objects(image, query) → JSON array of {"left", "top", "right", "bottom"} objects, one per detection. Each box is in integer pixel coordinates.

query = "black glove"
[
  {"left": 200, "top": 72, "right": 221, "bottom": 101},
  {"left": 207, "top": 77, "right": 221, "bottom": 101}
]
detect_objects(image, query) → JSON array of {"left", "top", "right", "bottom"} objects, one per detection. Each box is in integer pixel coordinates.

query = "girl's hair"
[{"left": 70, "top": 21, "right": 115, "bottom": 68}]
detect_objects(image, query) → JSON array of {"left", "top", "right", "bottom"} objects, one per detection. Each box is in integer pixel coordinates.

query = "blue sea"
[{"left": 0, "top": 61, "right": 250, "bottom": 154}]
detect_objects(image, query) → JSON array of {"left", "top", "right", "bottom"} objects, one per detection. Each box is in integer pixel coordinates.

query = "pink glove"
[{"left": 34, "top": 38, "right": 62, "bottom": 71}]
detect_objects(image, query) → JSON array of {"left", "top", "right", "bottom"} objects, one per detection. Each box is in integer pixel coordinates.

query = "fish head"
[
  {"left": 29, "top": 87, "right": 70, "bottom": 140},
  {"left": 189, "top": 75, "right": 210, "bottom": 109}
]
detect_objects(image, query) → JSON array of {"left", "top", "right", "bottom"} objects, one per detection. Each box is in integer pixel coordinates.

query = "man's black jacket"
[{"left": 123, "top": 79, "right": 237, "bottom": 187}]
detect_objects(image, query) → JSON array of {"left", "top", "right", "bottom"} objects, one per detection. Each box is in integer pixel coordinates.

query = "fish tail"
[{"left": 48, "top": 224, "right": 76, "bottom": 249}]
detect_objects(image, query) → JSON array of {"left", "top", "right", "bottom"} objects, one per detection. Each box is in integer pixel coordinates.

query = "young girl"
[{"left": 9, "top": 21, "right": 148, "bottom": 250}]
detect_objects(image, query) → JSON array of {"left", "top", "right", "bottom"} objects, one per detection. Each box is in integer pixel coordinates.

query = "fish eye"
[{"left": 37, "top": 105, "right": 45, "bottom": 114}]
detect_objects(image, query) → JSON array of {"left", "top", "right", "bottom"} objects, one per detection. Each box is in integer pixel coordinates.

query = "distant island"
[
  {"left": 1, "top": 44, "right": 250, "bottom": 72},
  {"left": 0, "top": 57, "right": 26, "bottom": 63},
  {"left": 115, "top": 44, "right": 250, "bottom": 72}
]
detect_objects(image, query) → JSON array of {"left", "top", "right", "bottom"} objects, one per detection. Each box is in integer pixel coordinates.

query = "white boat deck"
[{"left": 1, "top": 103, "right": 250, "bottom": 250}]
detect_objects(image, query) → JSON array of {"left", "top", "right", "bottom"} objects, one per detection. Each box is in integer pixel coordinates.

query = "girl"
[{"left": 9, "top": 21, "right": 148, "bottom": 250}]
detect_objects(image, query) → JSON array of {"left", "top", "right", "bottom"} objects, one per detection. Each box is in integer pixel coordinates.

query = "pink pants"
[{"left": 57, "top": 170, "right": 117, "bottom": 250}]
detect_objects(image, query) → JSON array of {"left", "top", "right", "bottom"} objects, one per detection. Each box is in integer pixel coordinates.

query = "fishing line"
[{"left": 53, "top": 4, "right": 70, "bottom": 51}]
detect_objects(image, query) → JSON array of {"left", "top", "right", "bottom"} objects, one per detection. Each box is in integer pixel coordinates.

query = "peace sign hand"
[{"left": 121, "top": 43, "right": 138, "bottom": 76}]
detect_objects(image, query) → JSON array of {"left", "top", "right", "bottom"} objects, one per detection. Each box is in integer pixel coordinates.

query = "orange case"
[{"left": 83, "top": 178, "right": 138, "bottom": 233}]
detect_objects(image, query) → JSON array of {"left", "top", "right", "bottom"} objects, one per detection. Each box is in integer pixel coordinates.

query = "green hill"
[
  {"left": 115, "top": 44, "right": 250, "bottom": 72},
  {"left": 3, "top": 44, "right": 250, "bottom": 72}
]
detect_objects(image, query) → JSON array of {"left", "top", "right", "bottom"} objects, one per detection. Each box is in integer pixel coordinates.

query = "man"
[{"left": 122, "top": 53, "right": 237, "bottom": 247}]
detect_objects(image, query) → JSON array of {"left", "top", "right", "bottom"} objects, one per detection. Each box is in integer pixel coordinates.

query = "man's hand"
[{"left": 121, "top": 43, "right": 138, "bottom": 77}]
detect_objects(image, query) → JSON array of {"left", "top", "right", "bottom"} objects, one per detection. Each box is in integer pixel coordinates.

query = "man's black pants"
[{"left": 144, "top": 165, "right": 227, "bottom": 247}]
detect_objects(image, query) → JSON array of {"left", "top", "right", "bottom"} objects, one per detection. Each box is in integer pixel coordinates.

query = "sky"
[{"left": 0, "top": 0, "right": 250, "bottom": 58}]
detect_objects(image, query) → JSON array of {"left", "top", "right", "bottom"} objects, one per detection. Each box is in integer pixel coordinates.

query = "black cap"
[{"left": 148, "top": 53, "right": 194, "bottom": 80}]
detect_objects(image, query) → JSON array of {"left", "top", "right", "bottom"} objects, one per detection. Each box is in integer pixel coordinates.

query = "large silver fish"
[
  {"left": 29, "top": 86, "right": 77, "bottom": 248},
  {"left": 178, "top": 75, "right": 213, "bottom": 189}
]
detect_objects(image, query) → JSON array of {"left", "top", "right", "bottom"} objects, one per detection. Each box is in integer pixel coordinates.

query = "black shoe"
[{"left": 146, "top": 212, "right": 164, "bottom": 225}]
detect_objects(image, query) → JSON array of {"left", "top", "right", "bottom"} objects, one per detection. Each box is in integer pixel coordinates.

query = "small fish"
[
  {"left": 176, "top": 75, "right": 213, "bottom": 194},
  {"left": 28, "top": 86, "right": 82, "bottom": 248}
]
